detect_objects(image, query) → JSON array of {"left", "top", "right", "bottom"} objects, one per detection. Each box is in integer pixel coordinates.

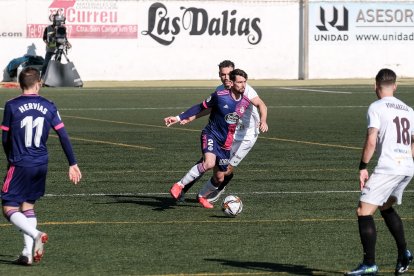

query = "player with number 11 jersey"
[{"left": 1, "top": 95, "right": 72, "bottom": 168}]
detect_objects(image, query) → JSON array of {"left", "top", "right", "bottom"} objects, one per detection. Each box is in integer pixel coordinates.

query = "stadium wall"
[{"left": 0, "top": 0, "right": 413, "bottom": 81}]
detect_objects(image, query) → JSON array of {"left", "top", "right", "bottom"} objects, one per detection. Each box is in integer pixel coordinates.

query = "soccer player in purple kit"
[
  {"left": 164, "top": 69, "right": 250, "bottom": 208},
  {"left": 1, "top": 67, "right": 82, "bottom": 265},
  {"left": 178, "top": 60, "right": 268, "bottom": 203}
]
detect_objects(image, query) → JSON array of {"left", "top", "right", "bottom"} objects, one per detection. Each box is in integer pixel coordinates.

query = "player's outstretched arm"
[
  {"left": 165, "top": 103, "right": 206, "bottom": 127},
  {"left": 164, "top": 116, "right": 180, "bottom": 127},
  {"left": 69, "top": 164, "right": 82, "bottom": 185},
  {"left": 180, "top": 108, "right": 212, "bottom": 125},
  {"left": 250, "top": 96, "right": 268, "bottom": 133}
]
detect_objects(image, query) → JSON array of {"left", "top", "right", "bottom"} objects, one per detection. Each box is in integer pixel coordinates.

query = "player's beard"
[{"left": 236, "top": 87, "right": 245, "bottom": 94}]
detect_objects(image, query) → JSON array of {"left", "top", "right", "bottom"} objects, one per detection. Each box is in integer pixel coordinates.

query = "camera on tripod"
[
  {"left": 42, "top": 9, "right": 82, "bottom": 87},
  {"left": 49, "top": 10, "right": 70, "bottom": 61}
]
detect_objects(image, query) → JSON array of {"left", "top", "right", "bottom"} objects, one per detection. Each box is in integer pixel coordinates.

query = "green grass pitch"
[{"left": 0, "top": 82, "right": 413, "bottom": 275}]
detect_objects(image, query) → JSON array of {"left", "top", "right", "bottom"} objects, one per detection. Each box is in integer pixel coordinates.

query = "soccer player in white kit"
[
  {"left": 179, "top": 60, "right": 268, "bottom": 203},
  {"left": 346, "top": 69, "right": 414, "bottom": 276}
]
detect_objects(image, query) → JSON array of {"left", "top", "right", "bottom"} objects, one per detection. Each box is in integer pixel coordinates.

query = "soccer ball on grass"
[{"left": 222, "top": 195, "right": 243, "bottom": 217}]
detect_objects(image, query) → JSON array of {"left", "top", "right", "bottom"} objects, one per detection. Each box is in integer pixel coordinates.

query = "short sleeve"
[
  {"left": 245, "top": 84, "right": 258, "bottom": 100},
  {"left": 367, "top": 103, "right": 380, "bottom": 129}
]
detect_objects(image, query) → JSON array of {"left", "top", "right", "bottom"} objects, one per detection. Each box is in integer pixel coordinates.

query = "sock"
[
  {"left": 198, "top": 177, "right": 218, "bottom": 198},
  {"left": 182, "top": 175, "right": 203, "bottom": 193},
  {"left": 180, "top": 163, "right": 207, "bottom": 186},
  {"left": 380, "top": 207, "right": 407, "bottom": 260},
  {"left": 6, "top": 210, "right": 40, "bottom": 239},
  {"left": 358, "top": 215, "right": 377, "bottom": 266},
  {"left": 217, "top": 173, "right": 234, "bottom": 191},
  {"left": 182, "top": 158, "right": 204, "bottom": 193},
  {"left": 22, "top": 209, "right": 37, "bottom": 256}
]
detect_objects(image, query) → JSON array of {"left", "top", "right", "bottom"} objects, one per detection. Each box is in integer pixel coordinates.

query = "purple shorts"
[
  {"left": 200, "top": 132, "right": 230, "bottom": 172},
  {"left": 1, "top": 164, "right": 48, "bottom": 207}
]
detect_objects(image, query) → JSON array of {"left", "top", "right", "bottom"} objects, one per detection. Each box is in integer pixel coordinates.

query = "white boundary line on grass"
[
  {"left": 278, "top": 87, "right": 353, "bottom": 94},
  {"left": 43, "top": 190, "right": 414, "bottom": 197}
]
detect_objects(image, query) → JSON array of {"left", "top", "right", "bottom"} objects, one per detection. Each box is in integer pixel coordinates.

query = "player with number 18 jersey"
[{"left": 368, "top": 96, "right": 414, "bottom": 176}]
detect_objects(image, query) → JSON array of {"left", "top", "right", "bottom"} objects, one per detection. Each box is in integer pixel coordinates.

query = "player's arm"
[
  {"left": 180, "top": 108, "right": 212, "bottom": 125},
  {"left": 54, "top": 125, "right": 82, "bottom": 184},
  {"left": 1, "top": 128, "right": 11, "bottom": 162},
  {"left": 165, "top": 94, "right": 215, "bottom": 127},
  {"left": 411, "top": 134, "right": 414, "bottom": 157},
  {"left": 164, "top": 103, "right": 205, "bottom": 127},
  {"left": 359, "top": 127, "right": 378, "bottom": 190},
  {"left": 1, "top": 104, "right": 12, "bottom": 161},
  {"left": 250, "top": 96, "right": 268, "bottom": 133}
]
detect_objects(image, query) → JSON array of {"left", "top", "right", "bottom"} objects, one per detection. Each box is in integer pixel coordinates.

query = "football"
[{"left": 222, "top": 195, "right": 243, "bottom": 217}]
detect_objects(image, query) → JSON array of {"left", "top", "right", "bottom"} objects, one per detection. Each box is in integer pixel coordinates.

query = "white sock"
[
  {"left": 8, "top": 211, "right": 40, "bottom": 239},
  {"left": 22, "top": 210, "right": 37, "bottom": 256},
  {"left": 180, "top": 163, "right": 206, "bottom": 186},
  {"left": 198, "top": 178, "right": 218, "bottom": 198}
]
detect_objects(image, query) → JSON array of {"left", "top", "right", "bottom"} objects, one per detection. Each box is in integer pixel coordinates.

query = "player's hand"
[
  {"left": 69, "top": 164, "right": 82, "bottom": 185},
  {"left": 180, "top": 115, "right": 196, "bottom": 125},
  {"left": 164, "top": 116, "right": 179, "bottom": 127},
  {"left": 259, "top": 121, "right": 268, "bottom": 133},
  {"left": 359, "top": 169, "right": 369, "bottom": 190}
]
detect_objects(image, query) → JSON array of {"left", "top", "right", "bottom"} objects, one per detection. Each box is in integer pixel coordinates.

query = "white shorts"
[
  {"left": 229, "top": 135, "right": 258, "bottom": 167},
  {"left": 360, "top": 173, "right": 412, "bottom": 206}
]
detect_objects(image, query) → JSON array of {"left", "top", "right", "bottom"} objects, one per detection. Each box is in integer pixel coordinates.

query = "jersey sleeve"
[
  {"left": 245, "top": 84, "right": 259, "bottom": 100},
  {"left": 55, "top": 127, "right": 77, "bottom": 166},
  {"left": 52, "top": 110, "right": 65, "bottom": 131},
  {"left": 49, "top": 103, "right": 65, "bottom": 130},
  {"left": 203, "top": 92, "right": 218, "bottom": 109},
  {"left": 367, "top": 103, "right": 380, "bottom": 129},
  {"left": 1, "top": 103, "right": 12, "bottom": 159},
  {"left": 178, "top": 92, "right": 217, "bottom": 120},
  {"left": 1, "top": 102, "right": 12, "bottom": 131}
]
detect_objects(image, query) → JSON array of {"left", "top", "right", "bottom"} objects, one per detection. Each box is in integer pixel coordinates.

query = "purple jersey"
[
  {"left": 180, "top": 89, "right": 251, "bottom": 150},
  {"left": 203, "top": 90, "right": 251, "bottom": 149},
  {"left": 1, "top": 94, "right": 65, "bottom": 167}
]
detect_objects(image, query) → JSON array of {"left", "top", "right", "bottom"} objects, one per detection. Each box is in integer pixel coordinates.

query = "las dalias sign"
[{"left": 141, "top": 2, "right": 262, "bottom": 46}]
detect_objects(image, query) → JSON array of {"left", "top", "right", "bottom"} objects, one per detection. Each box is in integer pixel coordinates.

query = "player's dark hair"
[
  {"left": 375, "top": 68, "right": 396, "bottom": 87},
  {"left": 230, "top": 69, "right": 248, "bottom": 81},
  {"left": 218, "top": 60, "right": 235, "bottom": 69},
  {"left": 19, "top": 67, "right": 41, "bottom": 90}
]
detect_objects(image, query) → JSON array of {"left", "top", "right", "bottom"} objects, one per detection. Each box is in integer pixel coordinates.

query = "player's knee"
[
  {"left": 380, "top": 206, "right": 396, "bottom": 217},
  {"left": 3, "top": 207, "right": 18, "bottom": 221},
  {"left": 226, "top": 165, "right": 234, "bottom": 175},
  {"left": 213, "top": 174, "right": 224, "bottom": 184},
  {"left": 202, "top": 160, "right": 215, "bottom": 170},
  {"left": 380, "top": 196, "right": 397, "bottom": 211},
  {"left": 356, "top": 207, "right": 368, "bottom": 217},
  {"left": 356, "top": 206, "right": 375, "bottom": 216}
]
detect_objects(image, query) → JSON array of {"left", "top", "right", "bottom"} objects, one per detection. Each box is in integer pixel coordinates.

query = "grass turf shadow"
[
  {"left": 101, "top": 194, "right": 200, "bottom": 211},
  {"left": 205, "top": 258, "right": 342, "bottom": 275}
]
